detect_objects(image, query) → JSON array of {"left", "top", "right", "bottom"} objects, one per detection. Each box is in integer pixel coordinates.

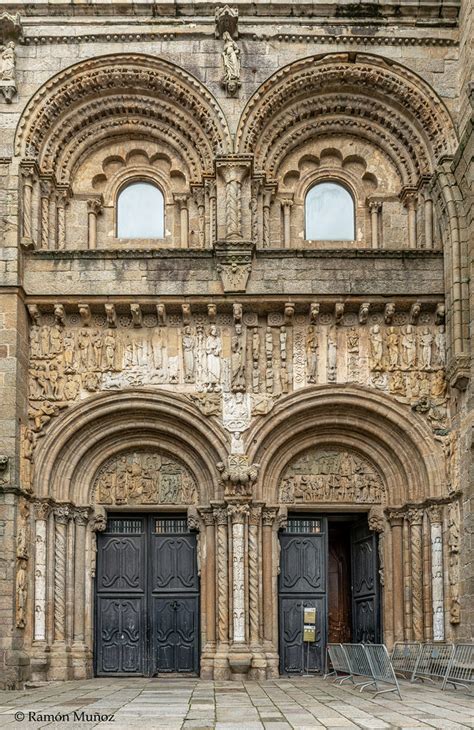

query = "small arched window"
[
  {"left": 116, "top": 181, "right": 164, "bottom": 239},
  {"left": 305, "top": 182, "right": 355, "bottom": 241}
]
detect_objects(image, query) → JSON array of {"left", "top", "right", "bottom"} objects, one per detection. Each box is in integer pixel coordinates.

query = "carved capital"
[
  {"left": 368, "top": 506, "right": 385, "bottom": 533},
  {"left": 91, "top": 510, "right": 107, "bottom": 533},
  {"left": 368, "top": 200, "right": 383, "bottom": 214},
  {"left": 228, "top": 503, "right": 249, "bottom": 524},
  {"left": 34, "top": 500, "right": 50, "bottom": 521},
  {"left": 407, "top": 507, "right": 424, "bottom": 526},
  {"left": 53, "top": 505, "right": 72, "bottom": 524},
  {"left": 262, "top": 507, "right": 278, "bottom": 527},
  {"left": 74, "top": 507, "right": 90, "bottom": 526},
  {"left": 213, "top": 506, "right": 228, "bottom": 526},
  {"left": 199, "top": 509, "right": 215, "bottom": 528},
  {"left": 248, "top": 505, "right": 262, "bottom": 526},
  {"left": 428, "top": 504, "right": 443, "bottom": 524},
  {"left": 87, "top": 197, "right": 103, "bottom": 215},
  {"left": 217, "top": 455, "right": 259, "bottom": 499},
  {"left": 215, "top": 240, "right": 255, "bottom": 294},
  {"left": 446, "top": 354, "right": 470, "bottom": 391},
  {"left": 387, "top": 509, "right": 405, "bottom": 526}
]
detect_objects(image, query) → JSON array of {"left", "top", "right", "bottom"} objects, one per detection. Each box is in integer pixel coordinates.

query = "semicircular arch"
[
  {"left": 32, "top": 389, "right": 229, "bottom": 506},
  {"left": 245, "top": 385, "right": 445, "bottom": 506}
]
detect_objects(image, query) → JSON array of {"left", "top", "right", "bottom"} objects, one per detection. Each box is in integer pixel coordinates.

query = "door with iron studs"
[{"left": 95, "top": 515, "right": 199, "bottom": 676}]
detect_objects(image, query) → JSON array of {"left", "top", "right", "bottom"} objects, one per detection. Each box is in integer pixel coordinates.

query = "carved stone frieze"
[
  {"left": 94, "top": 450, "right": 197, "bottom": 506},
  {"left": 280, "top": 448, "right": 385, "bottom": 504}
]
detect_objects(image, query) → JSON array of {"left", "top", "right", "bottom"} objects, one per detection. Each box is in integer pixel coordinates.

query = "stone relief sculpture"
[
  {"left": 94, "top": 450, "right": 197, "bottom": 506},
  {"left": 447, "top": 500, "right": 461, "bottom": 624},
  {"left": 280, "top": 448, "right": 384, "bottom": 504},
  {"left": 221, "top": 31, "right": 241, "bottom": 96},
  {"left": 0, "top": 41, "right": 16, "bottom": 102},
  {"left": 16, "top": 559, "right": 27, "bottom": 628}
]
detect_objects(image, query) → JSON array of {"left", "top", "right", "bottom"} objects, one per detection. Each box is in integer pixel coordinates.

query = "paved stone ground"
[{"left": 0, "top": 677, "right": 472, "bottom": 730}]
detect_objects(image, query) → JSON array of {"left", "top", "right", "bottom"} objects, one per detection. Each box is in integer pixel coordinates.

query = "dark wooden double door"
[
  {"left": 95, "top": 515, "right": 199, "bottom": 676},
  {"left": 279, "top": 516, "right": 380, "bottom": 675}
]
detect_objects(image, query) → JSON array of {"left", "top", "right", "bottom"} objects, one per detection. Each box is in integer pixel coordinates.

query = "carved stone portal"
[
  {"left": 280, "top": 448, "right": 384, "bottom": 504},
  {"left": 94, "top": 450, "right": 197, "bottom": 506}
]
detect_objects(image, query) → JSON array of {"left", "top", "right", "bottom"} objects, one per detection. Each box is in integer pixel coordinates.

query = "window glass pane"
[
  {"left": 305, "top": 182, "right": 354, "bottom": 240},
  {"left": 117, "top": 182, "right": 164, "bottom": 238}
]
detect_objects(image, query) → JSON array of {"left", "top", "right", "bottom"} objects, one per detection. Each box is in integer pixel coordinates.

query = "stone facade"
[{"left": 0, "top": 1, "right": 472, "bottom": 687}]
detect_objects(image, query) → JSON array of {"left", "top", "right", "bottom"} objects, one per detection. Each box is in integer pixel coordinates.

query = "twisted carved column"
[
  {"left": 214, "top": 507, "right": 229, "bottom": 644},
  {"left": 34, "top": 501, "right": 50, "bottom": 642},
  {"left": 408, "top": 508, "right": 424, "bottom": 641},
  {"left": 229, "top": 504, "right": 249, "bottom": 643},
  {"left": 388, "top": 510, "right": 405, "bottom": 641},
  {"left": 248, "top": 506, "right": 261, "bottom": 647},
  {"left": 403, "top": 515, "right": 412, "bottom": 640},
  {"left": 428, "top": 504, "right": 445, "bottom": 640},
  {"left": 224, "top": 169, "right": 244, "bottom": 239},
  {"left": 53, "top": 506, "right": 71, "bottom": 641},
  {"left": 262, "top": 507, "right": 278, "bottom": 644},
  {"left": 39, "top": 180, "right": 52, "bottom": 249},
  {"left": 263, "top": 190, "right": 272, "bottom": 248}
]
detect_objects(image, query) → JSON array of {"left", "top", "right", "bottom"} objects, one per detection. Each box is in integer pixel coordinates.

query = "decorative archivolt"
[
  {"left": 15, "top": 53, "right": 231, "bottom": 182},
  {"left": 236, "top": 53, "right": 457, "bottom": 182}
]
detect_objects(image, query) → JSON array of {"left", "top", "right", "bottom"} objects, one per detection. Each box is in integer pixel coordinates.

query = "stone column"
[
  {"left": 39, "top": 179, "right": 52, "bottom": 249},
  {"left": 407, "top": 508, "right": 424, "bottom": 641},
  {"left": 403, "top": 515, "right": 413, "bottom": 640},
  {"left": 369, "top": 201, "right": 382, "bottom": 249},
  {"left": 248, "top": 506, "right": 261, "bottom": 647},
  {"left": 262, "top": 189, "right": 272, "bottom": 248},
  {"left": 224, "top": 166, "right": 246, "bottom": 239},
  {"left": 424, "top": 196, "right": 433, "bottom": 248},
  {"left": 206, "top": 180, "right": 217, "bottom": 247},
  {"left": 33, "top": 501, "right": 50, "bottom": 642},
  {"left": 87, "top": 198, "right": 102, "bottom": 250},
  {"left": 50, "top": 505, "right": 71, "bottom": 679},
  {"left": 229, "top": 504, "right": 248, "bottom": 643},
  {"left": 262, "top": 508, "right": 278, "bottom": 644},
  {"left": 214, "top": 507, "right": 229, "bottom": 645},
  {"left": 405, "top": 193, "right": 417, "bottom": 248},
  {"left": 21, "top": 168, "right": 35, "bottom": 248},
  {"left": 388, "top": 511, "right": 405, "bottom": 641},
  {"left": 428, "top": 505, "right": 445, "bottom": 640},
  {"left": 199, "top": 509, "right": 216, "bottom": 679},
  {"left": 174, "top": 194, "right": 189, "bottom": 248},
  {"left": 195, "top": 189, "right": 205, "bottom": 247},
  {"left": 422, "top": 510, "right": 433, "bottom": 639},
  {"left": 56, "top": 187, "right": 70, "bottom": 249},
  {"left": 281, "top": 199, "right": 293, "bottom": 248},
  {"left": 73, "top": 509, "right": 88, "bottom": 645}
]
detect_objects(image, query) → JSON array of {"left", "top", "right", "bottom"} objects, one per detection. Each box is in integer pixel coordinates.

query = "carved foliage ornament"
[
  {"left": 280, "top": 448, "right": 385, "bottom": 504},
  {"left": 94, "top": 450, "right": 197, "bottom": 506}
]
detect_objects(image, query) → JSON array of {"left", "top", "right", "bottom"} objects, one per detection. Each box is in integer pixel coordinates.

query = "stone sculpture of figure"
[
  {"left": 231, "top": 323, "right": 245, "bottom": 392},
  {"left": 306, "top": 326, "right": 318, "bottom": 383},
  {"left": 151, "top": 328, "right": 164, "bottom": 371},
  {"left": 49, "top": 325, "right": 63, "bottom": 355},
  {"left": 16, "top": 559, "right": 27, "bottom": 629},
  {"left": 77, "top": 328, "right": 91, "bottom": 369},
  {"left": 420, "top": 327, "right": 433, "bottom": 369},
  {"left": 386, "top": 327, "right": 399, "bottom": 369},
  {"left": 30, "top": 326, "right": 41, "bottom": 359},
  {"left": 435, "top": 325, "right": 446, "bottom": 366},
  {"left": 221, "top": 31, "right": 241, "bottom": 94},
  {"left": 206, "top": 325, "right": 222, "bottom": 391},
  {"left": 104, "top": 330, "right": 116, "bottom": 370},
  {"left": 92, "top": 330, "right": 103, "bottom": 370},
  {"left": 1, "top": 42, "right": 15, "bottom": 82},
  {"left": 431, "top": 369, "right": 447, "bottom": 399},
  {"left": 182, "top": 326, "right": 195, "bottom": 382},
  {"left": 401, "top": 324, "right": 416, "bottom": 369},
  {"left": 63, "top": 374, "right": 80, "bottom": 401},
  {"left": 63, "top": 331, "right": 75, "bottom": 371},
  {"left": 369, "top": 324, "right": 383, "bottom": 370}
]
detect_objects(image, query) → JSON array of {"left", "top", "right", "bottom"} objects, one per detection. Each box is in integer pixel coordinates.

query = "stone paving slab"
[{"left": 0, "top": 677, "right": 472, "bottom": 729}]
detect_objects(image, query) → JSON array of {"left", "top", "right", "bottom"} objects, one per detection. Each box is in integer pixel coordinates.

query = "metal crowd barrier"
[
  {"left": 391, "top": 641, "right": 422, "bottom": 679},
  {"left": 343, "top": 643, "right": 377, "bottom": 691},
  {"left": 364, "top": 644, "right": 403, "bottom": 699},
  {"left": 325, "top": 643, "right": 352, "bottom": 682},
  {"left": 412, "top": 643, "right": 454, "bottom": 684},
  {"left": 442, "top": 644, "right": 474, "bottom": 691}
]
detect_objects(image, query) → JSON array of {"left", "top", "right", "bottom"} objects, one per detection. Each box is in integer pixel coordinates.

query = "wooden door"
[{"left": 350, "top": 519, "right": 380, "bottom": 643}]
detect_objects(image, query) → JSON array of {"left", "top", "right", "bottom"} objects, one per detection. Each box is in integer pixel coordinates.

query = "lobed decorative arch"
[
  {"left": 32, "top": 389, "right": 229, "bottom": 506},
  {"left": 245, "top": 384, "right": 446, "bottom": 506},
  {"left": 15, "top": 53, "right": 232, "bottom": 183},
  {"left": 235, "top": 52, "right": 458, "bottom": 184}
]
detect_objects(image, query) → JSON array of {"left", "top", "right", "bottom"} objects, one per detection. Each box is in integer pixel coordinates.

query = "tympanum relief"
[
  {"left": 280, "top": 449, "right": 385, "bottom": 504},
  {"left": 94, "top": 450, "right": 197, "bottom": 506}
]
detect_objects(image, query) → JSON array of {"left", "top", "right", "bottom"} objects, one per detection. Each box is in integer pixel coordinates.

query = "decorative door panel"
[
  {"left": 279, "top": 517, "right": 327, "bottom": 675},
  {"left": 351, "top": 519, "right": 380, "bottom": 644},
  {"left": 96, "top": 597, "right": 144, "bottom": 675},
  {"left": 150, "top": 535, "right": 198, "bottom": 593},
  {"left": 152, "top": 597, "right": 199, "bottom": 674},
  {"left": 95, "top": 515, "right": 199, "bottom": 677},
  {"left": 279, "top": 534, "right": 325, "bottom": 594}
]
